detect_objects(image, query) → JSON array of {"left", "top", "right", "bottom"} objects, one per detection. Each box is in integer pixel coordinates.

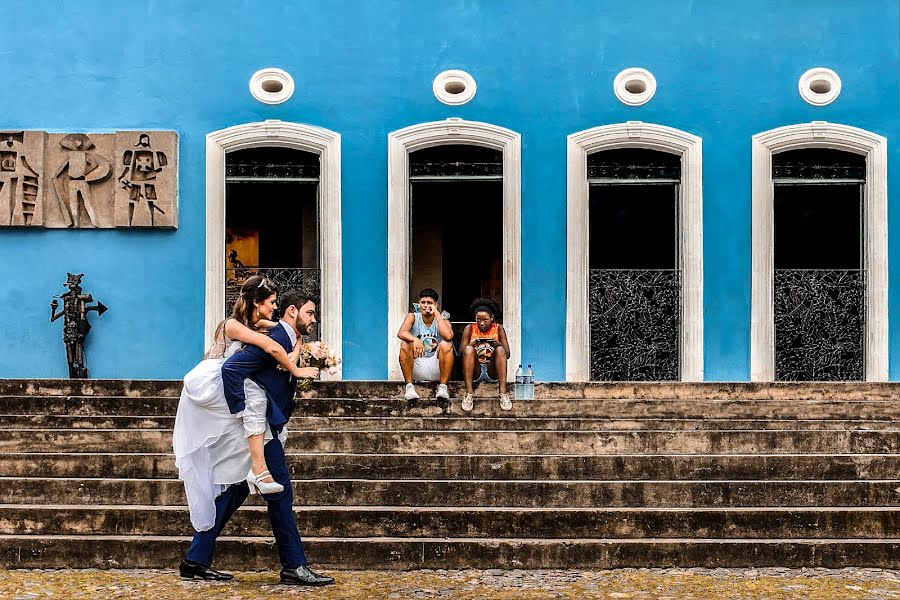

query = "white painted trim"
[
  {"left": 751, "top": 121, "right": 887, "bottom": 381},
  {"left": 387, "top": 118, "right": 521, "bottom": 381},
  {"left": 798, "top": 68, "right": 841, "bottom": 107},
  {"left": 249, "top": 68, "right": 295, "bottom": 105},
  {"left": 205, "top": 120, "right": 342, "bottom": 379},
  {"left": 613, "top": 68, "right": 657, "bottom": 106},
  {"left": 566, "top": 121, "right": 703, "bottom": 382},
  {"left": 433, "top": 70, "right": 477, "bottom": 106}
]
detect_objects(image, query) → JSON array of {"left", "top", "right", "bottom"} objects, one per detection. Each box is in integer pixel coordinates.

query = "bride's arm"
[{"left": 223, "top": 319, "right": 304, "bottom": 377}]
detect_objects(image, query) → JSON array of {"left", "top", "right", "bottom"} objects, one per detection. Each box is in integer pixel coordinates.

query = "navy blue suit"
[{"left": 185, "top": 322, "right": 307, "bottom": 569}]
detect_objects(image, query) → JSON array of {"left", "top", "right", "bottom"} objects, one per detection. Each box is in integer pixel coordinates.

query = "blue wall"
[{"left": 1, "top": 0, "right": 897, "bottom": 380}]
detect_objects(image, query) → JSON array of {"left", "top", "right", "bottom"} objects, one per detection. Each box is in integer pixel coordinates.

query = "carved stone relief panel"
[
  {"left": 0, "top": 129, "right": 177, "bottom": 229},
  {"left": 0, "top": 131, "right": 45, "bottom": 227},
  {"left": 44, "top": 133, "right": 115, "bottom": 228},
  {"left": 114, "top": 131, "right": 178, "bottom": 228}
]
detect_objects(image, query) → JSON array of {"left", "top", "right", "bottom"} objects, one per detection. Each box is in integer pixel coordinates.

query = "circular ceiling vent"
[
  {"left": 433, "top": 70, "right": 477, "bottom": 106},
  {"left": 798, "top": 67, "right": 841, "bottom": 106},
  {"left": 613, "top": 68, "right": 657, "bottom": 106},
  {"left": 249, "top": 68, "right": 295, "bottom": 105}
]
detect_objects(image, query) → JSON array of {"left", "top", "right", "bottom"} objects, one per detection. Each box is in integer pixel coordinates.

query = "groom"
[{"left": 179, "top": 290, "right": 333, "bottom": 586}]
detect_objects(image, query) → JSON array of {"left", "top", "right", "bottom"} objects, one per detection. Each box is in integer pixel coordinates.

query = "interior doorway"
[
  {"left": 587, "top": 148, "right": 681, "bottom": 380},
  {"left": 224, "top": 146, "right": 320, "bottom": 336},
  {"left": 408, "top": 145, "right": 503, "bottom": 378},
  {"left": 772, "top": 148, "right": 865, "bottom": 380}
]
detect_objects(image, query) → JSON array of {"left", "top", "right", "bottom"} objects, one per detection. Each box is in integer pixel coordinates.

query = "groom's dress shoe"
[
  {"left": 179, "top": 559, "right": 234, "bottom": 581},
  {"left": 280, "top": 565, "right": 334, "bottom": 586}
]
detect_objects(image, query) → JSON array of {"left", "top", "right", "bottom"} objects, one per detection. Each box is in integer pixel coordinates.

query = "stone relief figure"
[
  {"left": 52, "top": 133, "right": 112, "bottom": 228},
  {"left": 0, "top": 132, "right": 41, "bottom": 226},
  {"left": 117, "top": 133, "right": 168, "bottom": 226},
  {"left": 50, "top": 272, "right": 108, "bottom": 379}
]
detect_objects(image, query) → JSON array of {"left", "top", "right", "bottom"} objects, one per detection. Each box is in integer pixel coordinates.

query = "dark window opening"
[
  {"left": 772, "top": 147, "right": 865, "bottom": 381},
  {"left": 587, "top": 148, "right": 681, "bottom": 381}
]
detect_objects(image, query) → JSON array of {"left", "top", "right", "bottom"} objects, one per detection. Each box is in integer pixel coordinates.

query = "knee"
[
  {"left": 494, "top": 346, "right": 508, "bottom": 359},
  {"left": 462, "top": 345, "right": 475, "bottom": 358},
  {"left": 399, "top": 341, "right": 413, "bottom": 358},
  {"left": 438, "top": 341, "right": 454, "bottom": 356}
]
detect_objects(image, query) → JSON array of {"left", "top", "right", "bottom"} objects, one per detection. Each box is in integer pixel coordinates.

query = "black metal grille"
[
  {"left": 225, "top": 267, "right": 321, "bottom": 338},
  {"left": 226, "top": 147, "right": 320, "bottom": 179},
  {"left": 774, "top": 269, "right": 865, "bottom": 381},
  {"left": 588, "top": 148, "right": 681, "bottom": 180},
  {"left": 589, "top": 269, "right": 681, "bottom": 381},
  {"left": 772, "top": 148, "right": 866, "bottom": 181},
  {"left": 409, "top": 144, "right": 503, "bottom": 177}
]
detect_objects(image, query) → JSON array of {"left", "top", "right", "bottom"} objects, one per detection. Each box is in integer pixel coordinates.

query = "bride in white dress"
[{"left": 173, "top": 276, "right": 317, "bottom": 531}]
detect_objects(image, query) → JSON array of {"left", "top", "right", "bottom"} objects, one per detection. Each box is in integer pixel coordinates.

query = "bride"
[{"left": 173, "top": 275, "right": 317, "bottom": 531}]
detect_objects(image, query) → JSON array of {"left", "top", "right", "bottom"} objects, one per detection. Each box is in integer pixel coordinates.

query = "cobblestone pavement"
[{"left": 3, "top": 568, "right": 900, "bottom": 599}]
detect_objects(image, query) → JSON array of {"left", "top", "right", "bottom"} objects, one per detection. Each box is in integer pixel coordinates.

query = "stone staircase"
[{"left": 1, "top": 379, "right": 899, "bottom": 569}]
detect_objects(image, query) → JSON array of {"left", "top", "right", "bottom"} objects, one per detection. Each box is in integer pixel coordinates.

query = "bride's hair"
[{"left": 231, "top": 275, "right": 278, "bottom": 327}]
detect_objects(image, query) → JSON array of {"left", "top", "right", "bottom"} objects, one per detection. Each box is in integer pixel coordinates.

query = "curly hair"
[{"left": 469, "top": 296, "right": 502, "bottom": 323}]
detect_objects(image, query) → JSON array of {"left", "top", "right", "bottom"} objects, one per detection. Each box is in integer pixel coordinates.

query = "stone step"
[
  {"left": 3, "top": 505, "right": 899, "bottom": 539},
  {"left": 4, "top": 428, "right": 898, "bottom": 455},
  {"left": 4, "top": 478, "right": 899, "bottom": 507},
  {"left": 2, "top": 534, "right": 898, "bottom": 569},
  {"left": 3, "top": 395, "right": 899, "bottom": 420},
  {"left": 3, "top": 379, "right": 898, "bottom": 401},
  {"left": 6, "top": 452, "right": 900, "bottom": 481},
  {"left": 2, "top": 413, "right": 897, "bottom": 431}
]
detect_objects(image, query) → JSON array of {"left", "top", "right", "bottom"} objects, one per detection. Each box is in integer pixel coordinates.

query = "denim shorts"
[{"left": 474, "top": 363, "right": 498, "bottom": 384}]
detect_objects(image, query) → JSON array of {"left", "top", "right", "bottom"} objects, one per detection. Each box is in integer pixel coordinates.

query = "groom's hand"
[{"left": 296, "top": 367, "right": 319, "bottom": 378}]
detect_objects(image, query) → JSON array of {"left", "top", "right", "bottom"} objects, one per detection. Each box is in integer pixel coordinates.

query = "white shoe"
[
  {"left": 500, "top": 393, "right": 512, "bottom": 411},
  {"left": 461, "top": 393, "right": 474, "bottom": 412},
  {"left": 246, "top": 468, "right": 284, "bottom": 495},
  {"left": 404, "top": 383, "right": 420, "bottom": 400},
  {"left": 435, "top": 384, "right": 450, "bottom": 399}
]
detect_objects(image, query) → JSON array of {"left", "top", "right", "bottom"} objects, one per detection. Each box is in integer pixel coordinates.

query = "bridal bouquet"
[{"left": 297, "top": 340, "right": 341, "bottom": 390}]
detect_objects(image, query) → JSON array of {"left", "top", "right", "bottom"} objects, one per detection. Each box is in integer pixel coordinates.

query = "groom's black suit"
[{"left": 185, "top": 320, "right": 307, "bottom": 569}]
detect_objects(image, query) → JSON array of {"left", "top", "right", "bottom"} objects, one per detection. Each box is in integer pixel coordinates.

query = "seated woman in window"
[{"left": 459, "top": 297, "right": 511, "bottom": 412}]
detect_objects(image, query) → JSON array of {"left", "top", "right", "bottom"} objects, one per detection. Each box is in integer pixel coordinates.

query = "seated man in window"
[
  {"left": 397, "top": 288, "right": 454, "bottom": 400},
  {"left": 460, "top": 297, "right": 511, "bottom": 412}
]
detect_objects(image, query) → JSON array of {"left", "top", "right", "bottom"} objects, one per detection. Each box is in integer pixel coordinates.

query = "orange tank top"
[{"left": 472, "top": 323, "right": 499, "bottom": 364}]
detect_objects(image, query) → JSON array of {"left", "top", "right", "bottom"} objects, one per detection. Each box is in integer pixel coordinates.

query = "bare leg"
[
  {"left": 247, "top": 433, "right": 274, "bottom": 482},
  {"left": 399, "top": 340, "right": 415, "bottom": 384},
  {"left": 488, "top": 347, "right": 508, "bottom": 394},
  {"left": 462, "top": 345, "right": 477, "bottom": 394},
  {"left": 437, "top": 341, "right": 454, "bottom": 385}
]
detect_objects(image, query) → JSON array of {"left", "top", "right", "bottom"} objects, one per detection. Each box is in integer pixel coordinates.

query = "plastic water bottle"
[
  {"left": 514, "top": 365, "right": 524, "bottom": 400},
  {"left": 524, "top": 364, "right": 535, "bottom": 400}
]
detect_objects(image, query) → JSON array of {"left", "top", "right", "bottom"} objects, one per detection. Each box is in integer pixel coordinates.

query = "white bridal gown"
[{"left": 172, "top": 340, "right": 285, "bottom": 531}]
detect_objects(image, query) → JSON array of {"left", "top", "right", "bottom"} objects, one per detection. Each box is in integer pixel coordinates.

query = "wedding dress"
[{"left": 173, "top": 339, "right": 285, "bottom": 531}]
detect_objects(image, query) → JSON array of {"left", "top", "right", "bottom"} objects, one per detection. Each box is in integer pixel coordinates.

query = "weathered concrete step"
[
  {"left": 3, "top": 379, "right": 899, "bottom": 401},
  {"left": 4, "top": 505, "right": 899, "bottom": 539},
  {"left": 2, "top": 534, "right": 899, "bottom": 569},
  {"left": 6, "top": 428, "right": 897, "bottom": 454},
  {"left": 3, "top": 413, "right": 896, "bottom": 432},
  {"left": 4, "top": 478, "right": 899, "bottom": 507},
  {"left": 3, "top": 396, "right": 900, "bottom": 420},
  {"left": 8, "top": 452, "right": 900, "bottom": 481}
]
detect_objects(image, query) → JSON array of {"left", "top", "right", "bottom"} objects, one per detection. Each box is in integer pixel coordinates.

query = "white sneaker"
[
  {"left": 435, "top": 384, "right": 450, "bottom": 399},
  {"left": 404, "top": 383, "right": 420, "bottom": 400},
  {"left": 461, "top": 393, "right": 474, "bottom": 412},
  {"left": 500, "top": 393, "right": 512, "bottom": 411}
]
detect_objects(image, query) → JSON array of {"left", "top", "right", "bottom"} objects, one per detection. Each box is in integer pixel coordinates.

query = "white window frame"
[
  {"left": 566, "top": 121, "right": 703, "bottom": 382},
  {"left": 387, "top": 118, "right": 521, "bottom": 381},
  {"left": 751, "top": 121, "right": 887, "bottom": 381},
  {"left": 205, "top": 120, "right": 342, "bottom": 378}
]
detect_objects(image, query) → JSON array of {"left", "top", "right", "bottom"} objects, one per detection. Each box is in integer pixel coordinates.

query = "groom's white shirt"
[{"left": 279, "top": 319, "right": 298, "bottom": 349}]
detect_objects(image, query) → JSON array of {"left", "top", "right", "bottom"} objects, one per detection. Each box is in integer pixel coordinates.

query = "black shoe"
[
  {"left": 179, "top": 559, "right": 234, "bottom": 581},
  {"left": 280, "top": 565, "right": 334, "bottom": 586}
]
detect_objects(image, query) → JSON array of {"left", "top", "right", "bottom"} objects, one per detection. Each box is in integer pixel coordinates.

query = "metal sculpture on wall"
[
  {"left": 589, "top": 269, "right": 681, "bottom": 381},
  {"left": 50, "top": 273, "right": 108, "bottom": 378},
  {"left": 774, "top": 270, "right": 865, "bottom": 381}
]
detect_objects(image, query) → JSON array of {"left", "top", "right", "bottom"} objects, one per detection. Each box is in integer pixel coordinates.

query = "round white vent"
[
  {"left": 433, "top": 70, "right": 477, "bottom": 106},
  {"left": 249, "top": 68, "right": 295, "bottom": 105},
  {"left": 798, "top": 67, "right": 841, "bottom": 106},
  {"left": 613, "top": 68, "right": 657, "bottom": 106}
]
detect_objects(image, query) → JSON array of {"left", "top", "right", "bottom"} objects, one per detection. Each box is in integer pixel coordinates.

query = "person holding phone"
[
  {"left": 459, "top": 296, "right": 511, "bottom": 412},
  {"left": 397, "top": 288, "right": 455, "bottom": 400}
]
